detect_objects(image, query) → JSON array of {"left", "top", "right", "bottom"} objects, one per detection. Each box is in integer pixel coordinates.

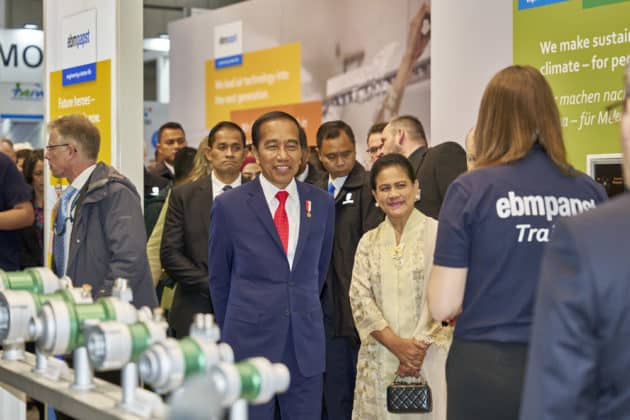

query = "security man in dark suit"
[
  {"left": 151, "top": 121, "right": 187, "bottom": 182},
  {"left": 316, "top": 121, "right": 372, "bottom": 420},
  {"left": 160, "top": 121, "right": 248, "bottom": 338},
  {"left": 382, "top": 115, "right": 467, "bottom": 219},
  {"left": 520, "top": 64, "right": 630, "bottom": 420},
  {"left": 296, "top": 126, "right": 326, "bottom": 186}
]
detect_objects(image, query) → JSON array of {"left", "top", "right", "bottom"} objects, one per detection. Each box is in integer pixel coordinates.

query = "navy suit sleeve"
[
  {"left": 208, "top": 198, "right": 233, "bottom": 328},
  {"left": 318, "top": 198, "right": 335, "bottom": 292},
  {"left": 520, "top": 220, "right": 598, "bottom": 420}
]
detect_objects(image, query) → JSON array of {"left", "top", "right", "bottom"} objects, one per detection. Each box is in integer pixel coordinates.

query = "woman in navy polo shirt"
[{"left": 427, "top": 65, "right": 607, "bottom": 420}]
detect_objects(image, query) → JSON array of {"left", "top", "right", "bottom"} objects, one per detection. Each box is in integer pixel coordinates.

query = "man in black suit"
[
  {"left": 316, "top": 121, "right": 371, "bottom": 420},
  {"left": 296, "top": 126, "right": 325, "bottom": 186},
  {"left": 381, "top": 115, "right": 467, "bottom": 220},
  {"left": 151, "top": 122, "right": 187, "bottom": 182},
  {"left": 160, "top": 121, "right": 247, "bottom": 338},
  {"left": 519, "top": 65, "right": 630, "bottom": 420}
]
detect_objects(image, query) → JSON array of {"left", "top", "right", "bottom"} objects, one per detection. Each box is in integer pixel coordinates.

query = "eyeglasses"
[{"left": 45, "top": 143, "right": 70, "bottom": 151}]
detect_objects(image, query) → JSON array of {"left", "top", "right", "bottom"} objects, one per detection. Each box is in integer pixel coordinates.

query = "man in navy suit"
[
  {"left": 208, "top": 111, "right": 335, "bottom": 419},
  {"left": 520, "top": 65, "right": 630, "bottom": 419}
]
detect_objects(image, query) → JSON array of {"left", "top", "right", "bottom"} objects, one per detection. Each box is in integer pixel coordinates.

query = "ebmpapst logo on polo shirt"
[{"left": 495, "top": 191, "right": 597, "bottom": 242}]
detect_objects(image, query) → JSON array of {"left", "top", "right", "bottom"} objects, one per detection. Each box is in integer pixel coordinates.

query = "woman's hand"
[
  {"left": 397, "top": 362, "right": 420, "bottom": 378},
  {"left": 392, "top": 337, "right": 429, "bottom": 374},
  {"left": 371, "top": 328, "right": 430, "bottom": 376}
]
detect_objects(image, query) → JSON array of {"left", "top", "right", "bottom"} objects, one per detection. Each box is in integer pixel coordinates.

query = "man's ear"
[
  {"left": 301, "top": 147, "right": 310, "bottom": 164},
  {"left": 397, "top": 128, "right": 405, "bottom": 146}
]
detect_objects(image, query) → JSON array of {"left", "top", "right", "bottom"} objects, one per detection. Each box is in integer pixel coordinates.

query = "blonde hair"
[
  {"left": 188, "top": 136, "right": 212, "bottom": 182},
  {"left": 474, "top": 65, "right": 570, "bottom": 173}
]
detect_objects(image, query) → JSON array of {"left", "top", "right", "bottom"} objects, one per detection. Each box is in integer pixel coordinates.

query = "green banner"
[
  {"left": 514, "top": 0, "right": 629, "bottom": 171},
  {"left": 583, "top": 0, "right": 630, "bottom": 9}
]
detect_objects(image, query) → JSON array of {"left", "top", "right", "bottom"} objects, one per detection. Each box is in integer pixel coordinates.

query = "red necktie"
[{"left": 274, "top": 191, "right": 289, "bottom": 254}]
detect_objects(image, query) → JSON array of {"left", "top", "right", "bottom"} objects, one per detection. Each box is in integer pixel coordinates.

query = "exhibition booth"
[{"left": 0, "top": 0, "right": 627, "bottom": 418}]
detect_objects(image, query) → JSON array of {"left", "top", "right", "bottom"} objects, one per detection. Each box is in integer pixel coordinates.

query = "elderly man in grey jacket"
[{"left": 46, "top": 114, "right": 157, "bottom": 308}]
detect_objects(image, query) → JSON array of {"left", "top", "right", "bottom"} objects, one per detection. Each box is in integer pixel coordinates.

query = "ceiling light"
[{"left": 144, "top": 37, "right": 170, "bottom": 53}]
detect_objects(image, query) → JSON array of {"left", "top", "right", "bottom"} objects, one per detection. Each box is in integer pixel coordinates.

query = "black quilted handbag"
[{"left": 386, "top": 374, "right": 432, "bottom": 413}]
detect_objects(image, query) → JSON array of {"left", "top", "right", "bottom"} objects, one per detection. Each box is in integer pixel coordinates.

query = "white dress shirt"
[
  {"left": 258, "top": 174, "right": 300, "bottom": 269},
  {"left": 164, "top": 161, "right": 175, "bottom": 176},
  {"left": 211, "top": 172, "right": 242, "bottom": 200},
  {"left": 296, "top": 164, "right": 309, "bottom": 182},
  {"left": 63, "top": 164, "right": 96, "bottom": 274},
  {"left": 328, "top": 175, "right": 348, "bottom": 199}
]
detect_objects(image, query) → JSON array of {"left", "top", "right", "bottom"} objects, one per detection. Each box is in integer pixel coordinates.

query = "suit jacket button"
[
  {"left": 288, "top": 281, "right": 295, "bottom": 286},
  {"left": 284, "top": 309, "right": 289, "bottom": 316}
]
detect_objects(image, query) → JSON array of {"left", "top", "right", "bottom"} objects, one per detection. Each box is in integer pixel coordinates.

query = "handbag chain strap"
[{"left": 393, "top": 374, "right": 427, "bottom": 385}]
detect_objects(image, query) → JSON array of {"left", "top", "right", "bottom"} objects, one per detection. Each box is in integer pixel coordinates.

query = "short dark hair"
[
  {"left": 367, "top": 122, "right": 387, "bottom": 144},
  {"left": 207, "top": 121, "right": 246, "bottom": 148},
  {"left": 157, "top": 122, "right": 185, "bottom": 144},
  {"left": 22, "top": 149, "right": 43, "bottom": 185},
  {"left": 316, "top": 120, "right": 355, "bottom": 149},
  {"left": 173, "top": 146, "right": 197, "bottom": 183},
  {"left": 251, "top": 111, "right": 301, "bottom": 149},
  {"left": 16, "top": 149, "right": 32, "bottom": 162},
  {"left": 389, "top": 115, "right": 427, "bottom": 145},
  {"left": 370, "top": 153, "right": 415, "bottom": 191},
  {"left": 298, "top": 125, "right": 307, "bottom": 149},
  {"left": 0, "top": 138, "right": 14, "bottom": 148}
]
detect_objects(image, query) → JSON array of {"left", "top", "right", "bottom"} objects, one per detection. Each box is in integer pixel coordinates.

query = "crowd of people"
[{"left": 0, "top": 63, "right": 629, "bottom": 420}]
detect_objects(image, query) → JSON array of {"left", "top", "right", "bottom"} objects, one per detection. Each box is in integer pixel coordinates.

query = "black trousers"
[
  {"left": 321, "top": 313, "right": 359, "bottom": 420},
  {"left": 446, "top": 338, "right": 528, "bottom": 420}
]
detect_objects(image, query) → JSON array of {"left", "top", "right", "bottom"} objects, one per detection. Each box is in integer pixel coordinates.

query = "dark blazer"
[
  {"left": 144, "top": 166, "right": 169, "bottom": 197},
  {"left": 150, "top": 161, "right": 174, "bottom": 182},
  {"left": 161, "top": 174, "right": 247, "bottom": 337},
  {"left": 208, "top": 178, "right": 335, "bottom": 377},
  {"left": 301, "top": 163, "right": 326, "bottom": 186},
  {"left": 412, "top": 141, "right": 467, "bottom": 220},
  {"left": 317, "top": 162, "right": 371, "bottom": 340},
  {"left": 521, "top": 193, "right": 630, "bottom": 420}
]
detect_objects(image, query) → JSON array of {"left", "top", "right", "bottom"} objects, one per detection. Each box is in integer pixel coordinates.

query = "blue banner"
[
  {"left": 518, "top": 0, "right": 568, "bottom": 9},
  {"left": 0, "top": 113, "right": 44, "bottom": 120},
  {"left": 215, "top": 54, "right": 243, "bottom": 69},
  {"left": 62, "top": 62, "right": 96, "bottom": 86}
]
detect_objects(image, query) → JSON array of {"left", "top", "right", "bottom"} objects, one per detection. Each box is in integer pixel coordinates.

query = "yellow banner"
[
  {"left": 49, "top": 59, "right": 112, "bottom": 185},
  {"left": 206, "top": 43, "right": 301, "bottom": 129},
  {"left": 231, "top": 100, "right": 322, "bottom": 146}
]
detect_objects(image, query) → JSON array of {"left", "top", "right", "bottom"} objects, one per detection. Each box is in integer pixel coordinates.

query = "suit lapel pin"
[
  {"left": 305, "top": 200, "right": 312, "bottom": 218},
  {"left": 342, "top": 192, "right": 354, "bottom": 205}
]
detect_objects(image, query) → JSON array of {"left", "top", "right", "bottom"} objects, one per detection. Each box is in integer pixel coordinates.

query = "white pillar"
[
  {"left": 115, "top": 0, "right": 144, "bottom": 195},
  {"left": 156, "top": 55, "right": 170, "bottom": 104},
  {"left": 0, "top": 0, "right": 6, "bottom": 28},
  {"left": 43, "top": 0, "right": 144, "bottom": 256}
]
